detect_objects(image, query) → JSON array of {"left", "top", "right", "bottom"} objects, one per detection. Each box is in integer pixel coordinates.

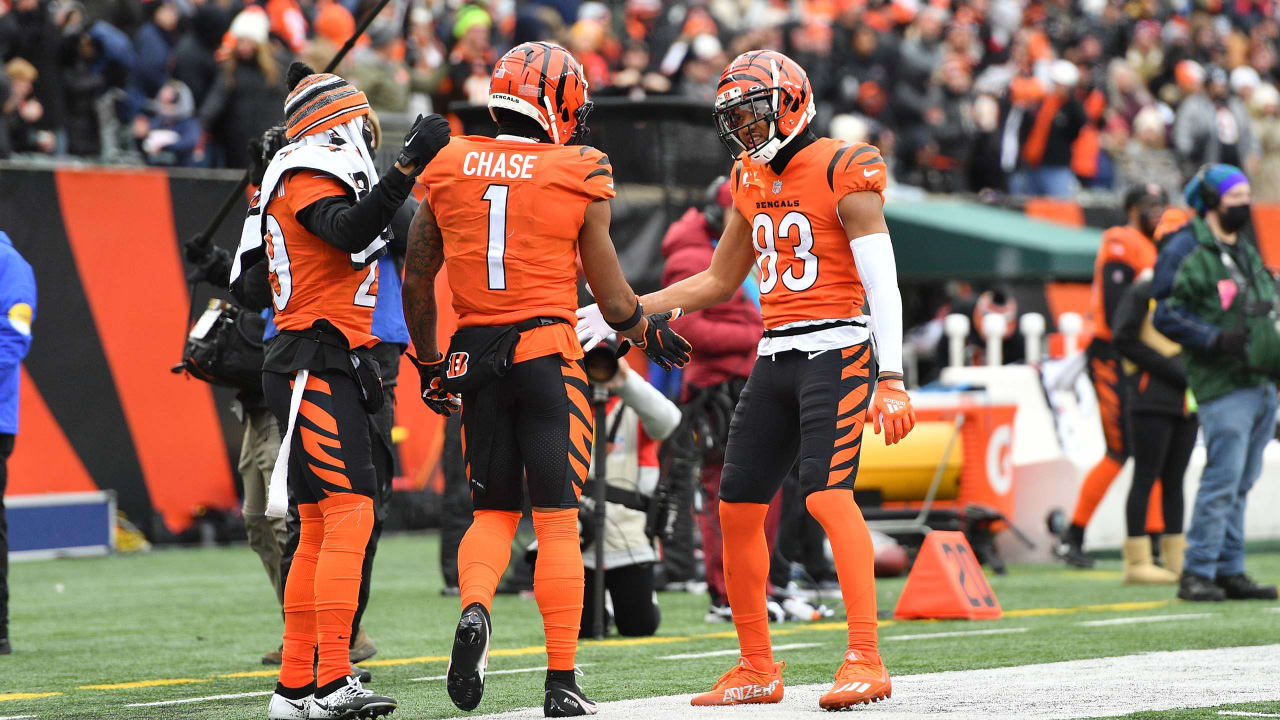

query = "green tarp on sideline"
[{"left": 885, "top": 200, "right": 1101, "bottom": 281}]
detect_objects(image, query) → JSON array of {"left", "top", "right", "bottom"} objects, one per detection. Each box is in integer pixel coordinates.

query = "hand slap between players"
[
  {"left": 410, "top": 353, "right": 461, "bottom": 416},
  {"left": 634, "top": 309, "right": 692, "bottom": 371},
  {"left": 396, "top": 113, "right": 452, "bottom": 177},
  {"left": 869, "top": 375, "right": 915, "bottom": 445}
]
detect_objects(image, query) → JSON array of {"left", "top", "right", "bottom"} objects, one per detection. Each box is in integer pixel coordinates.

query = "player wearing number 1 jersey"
[
  {"left": 402, "top": 41, "right": 689, "bottom": 718},
  {"left": 578, "top": 49, "right": 916, "bottom": 711}
]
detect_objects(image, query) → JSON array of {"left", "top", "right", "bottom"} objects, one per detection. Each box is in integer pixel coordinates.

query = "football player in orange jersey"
[
  {"left": 230, "top": 62, "right": 451, "bottom": 720},
  {"left": 579, "top": 49, "right": 915, "bottom": 711},
  {"left": 400, "top": 42, "right": 690, "bottom": 718},
  {"left": 1055, "top": 184, "right": 1170, "bottom": 569}
]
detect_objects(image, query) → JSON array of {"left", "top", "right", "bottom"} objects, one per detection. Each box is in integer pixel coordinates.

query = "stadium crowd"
[{"left": 0, "top": 0, "right": 1279, "bottom": 198}]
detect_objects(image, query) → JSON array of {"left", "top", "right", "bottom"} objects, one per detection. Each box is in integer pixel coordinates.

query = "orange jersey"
[
  {"left": 729, "top": 138, "right": 888, "bottom": 330},
  {"left": 1089, "top": 225, "right": 1156, "bottom": 341},
  {"left": 263, "top": 170, "right": 379, "bottom": 349},
  {"left": 421, "top": 135, "right": 615, "bottom": 362}
]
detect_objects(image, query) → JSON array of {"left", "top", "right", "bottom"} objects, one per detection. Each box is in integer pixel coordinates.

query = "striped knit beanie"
[
  {"left": 1183, "top": 163, "right": 1248, "bottom": 215},
  {"left": 283, "top": 62, "right": 371, "bottom": 141}
]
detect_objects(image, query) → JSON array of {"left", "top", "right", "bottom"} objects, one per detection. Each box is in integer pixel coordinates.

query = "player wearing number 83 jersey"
[{"left": 578, "top": 48, "right": 915, "bottom": 712}]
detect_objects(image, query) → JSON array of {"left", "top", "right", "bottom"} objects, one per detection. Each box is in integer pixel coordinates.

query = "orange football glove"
[{"left": 870, "top": 375, "right": 915, "bottom": 445}]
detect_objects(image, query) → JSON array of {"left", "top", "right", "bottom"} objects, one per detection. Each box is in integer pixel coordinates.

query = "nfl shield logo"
[{"left": 772, "top": 180, "right": 783, "bottom": 194}]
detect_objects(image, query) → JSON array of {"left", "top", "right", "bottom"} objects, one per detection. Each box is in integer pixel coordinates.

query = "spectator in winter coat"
[
  {"left": 5, "top": 0, "right": 65, "bottom": 134},
  {"left": 198, "top": 9, "right": 286, "bottom": 168},
  {"left": 1008, "top": 60, "right": 1086, "bottom": 197},
  {"left": 1173, "top": 67, "right": 1257, "bottom": 175},
  {"left": 132, "top": 78, "right": 199, "bottom": 166},
  {"left": 172, "top": 4, "right": 229, "bottom": 106},
  {"left": 132, "top": 0, "right": 179, "bottom": 98}
]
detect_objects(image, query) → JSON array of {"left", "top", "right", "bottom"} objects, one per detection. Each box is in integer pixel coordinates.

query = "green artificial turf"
[{"left": 2, "top": 533, "right": 1278, "bottom": 719}]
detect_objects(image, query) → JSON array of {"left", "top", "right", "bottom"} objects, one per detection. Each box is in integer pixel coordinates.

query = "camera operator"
[
  {"left": 1153, "top": 163, "right": 1280, "bottom": 602},
  {"left": 579, "top": 340, "right": 681, "bottom": 637}
]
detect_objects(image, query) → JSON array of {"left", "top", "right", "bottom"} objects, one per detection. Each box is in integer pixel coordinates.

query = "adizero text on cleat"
[
  {"left": 690, "top": 658, "right": 784, "bottom": 706},
  {"left": 447, "top": 602, "right": 491, "bottom": 711}
]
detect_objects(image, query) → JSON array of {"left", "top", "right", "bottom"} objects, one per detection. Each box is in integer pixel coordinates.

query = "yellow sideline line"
[
  {"left": 75, "top": 598, "right": 1167, "bottom": 693},
  {"left": 0, "top": 692, "right": 61, "bottom": 702},
  {"left": 78, "top": 679, "right": 210, "bottom": 690}
]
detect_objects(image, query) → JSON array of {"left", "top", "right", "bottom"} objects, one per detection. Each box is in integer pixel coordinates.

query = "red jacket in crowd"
[{"left": 660, "top": 207, "right": 761, "bottom": 390}]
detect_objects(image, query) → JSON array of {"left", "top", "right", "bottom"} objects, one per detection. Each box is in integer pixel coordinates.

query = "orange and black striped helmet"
[
  {"left": 488, "top": 41, "right": 592, "bottom": 145},
  {"left": 712, "top": 50, "right": 815, "bottom": 162}
]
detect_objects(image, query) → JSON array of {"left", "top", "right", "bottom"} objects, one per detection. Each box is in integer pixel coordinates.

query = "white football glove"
[{"left": 575, "top": 302, "right": 611, "bottom": 352}]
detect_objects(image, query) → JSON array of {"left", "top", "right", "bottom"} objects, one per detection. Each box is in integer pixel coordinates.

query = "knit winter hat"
[
  {"left": 1183, "top": 163, "right": 1248, "bottom": 215},
  {"left": 283, "top": 62, "right": 370, "bottom": 140}
]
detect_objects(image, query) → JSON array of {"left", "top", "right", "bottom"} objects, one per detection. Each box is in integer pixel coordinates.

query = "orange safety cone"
[{"left": 893, "top": 531, "right": 1002, "bottom": 620}]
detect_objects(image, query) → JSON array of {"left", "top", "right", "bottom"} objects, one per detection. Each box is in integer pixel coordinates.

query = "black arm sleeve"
[
  {"left": 1113, "top": 283, "right": 1186, "bottom": 387},
  {"left": 1101, "top": 261, "right": 1136, "bottom": 331},
  {"left": 230, "top": 254, "right": 273, "bottom": 312},
  {"left": 295, "top": 169, "right": 416, "bottom": 254}
]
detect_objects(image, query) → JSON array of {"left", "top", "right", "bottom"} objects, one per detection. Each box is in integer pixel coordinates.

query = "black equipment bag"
[{"left": 176, "top": 300, "right": 266, "bottom": 393}]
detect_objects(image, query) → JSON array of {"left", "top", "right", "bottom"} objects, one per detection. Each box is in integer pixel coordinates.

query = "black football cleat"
[
  {"left": 544, "top": 670, "right": 597, "bottom": 717},
  {"left": 1053, "top": 523, "right": 1095, "bottom": 569},
  {"left": 447, "top": 602, "right": 491, "bottom": 711}
]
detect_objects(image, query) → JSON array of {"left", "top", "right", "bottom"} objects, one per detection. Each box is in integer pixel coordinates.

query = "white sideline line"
[
  {"left": 1263, "top": 607, "right": 1280, "bottom": 613},
  {"left": 659, "top": 643, "right": 820, "bottom": 660},
  {"left": 1078, "top": 613, "right": 1212, "bottom": 627},
  {"left": 410, "top": 664, "right": 594, "bottom": 683},
  {"left": 461, "top": 643, "right": 1280, "bottom": 719},
  {"left": 0, "top": 715, "right": 37, "bottom": 719},
  {"left": 884, "top": 628, "right": 1028, "bottom": 641},
  {"left": 1218, "top": 712, "right": 1280, "bottom": 717},
  {"left": 125, "top": 690, "right": 272, "bottom": 707}
]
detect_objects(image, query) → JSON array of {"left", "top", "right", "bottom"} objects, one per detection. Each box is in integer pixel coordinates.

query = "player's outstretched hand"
[
  {"left": 411, "top": 352, "right": 461, "bottom": 416},
  {"left": 635, "top": 309, "right": 692, "bottom": 371},
  {"left": 870, "top": 375, "right": 915, "bottom": 445},
  {"left": 397, "top": 114, "right": 452, "bottom": 177},
  {"left": 575, "top": 303, "right": 610, "bottom": 351}
]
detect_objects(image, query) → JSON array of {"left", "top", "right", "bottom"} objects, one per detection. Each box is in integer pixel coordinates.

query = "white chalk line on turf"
[
  {"left": 0, "top": 714, "right": 37, "bottom": 719},
  {"left": 409, "top": 663, "right": 593, "bottom": 683},
  {"left": 460, "top": 643, "right": 1280, "bottom": 719},
  {"left": 124, "top": 690, "right": 272, "bottom": 707},
  {"left": 884, "top": 628, "right": 1028, "bottom": 642},
  {"left": 660, "top": 643, "right": 821, "bottom": 660},
  {"left": 1218, "top": 712, "right": 1280, "bottom": 717},
  {"left": 1078, "top": 613, "right": 1212, "bottom": 627}
]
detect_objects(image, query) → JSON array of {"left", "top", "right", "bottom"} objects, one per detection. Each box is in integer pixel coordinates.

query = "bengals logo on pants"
[{"left": 447, "top": 352, "right": 470, "bottom": 379}]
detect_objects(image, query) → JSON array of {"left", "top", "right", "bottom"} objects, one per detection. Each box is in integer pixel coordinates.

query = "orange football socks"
[
  {"left": 1072, "top": 457, "right": 1164, "bottom": 533},
  {"left": 532, "top": 509, "right": 584, "bottom": 671},
  {"left": 458, "top": 509, "right": 521, "bottom": 611},
  {"left": 280, "top": 503, "right": 323, "bottom": 690},
  {"left": 806, "top": 490, "right": 878, "bottom": 657},
  {"left": 314, "top": 494, "right": 374, "bottom": 687},
  {"left": 1071, "top": 456, "right": 1124, "bottom": 528},
  {"left": 719, "top": 500, "right": 773, "bottom": 671}
]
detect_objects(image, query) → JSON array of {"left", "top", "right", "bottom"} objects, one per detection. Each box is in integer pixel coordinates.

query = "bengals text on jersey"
[
  {"left": 419, "top": 135, "right": 615, "bottom": 362},
  {"left": 729, "top": 137, "right": 888, "bottom": 331}
]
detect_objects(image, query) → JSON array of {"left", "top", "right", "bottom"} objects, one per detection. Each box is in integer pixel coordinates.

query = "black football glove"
[
  {"left": 633, "top": 309, "right": 692, "bottom": 371},
  {"left": 1215, "top": 327, "right": 1249, "bottom": 360},
  {"left": 248, "top": 125, "right": 287, "bottom": 186},
  {"left": 411, "top": 352, "right": 461, "bottom": 416},
  {"left": 396, "top": 113, "right": 451, "bottom": 177}
]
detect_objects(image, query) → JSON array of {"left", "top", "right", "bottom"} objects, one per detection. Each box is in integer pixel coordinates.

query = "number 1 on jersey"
[{"left": 483, "top": 184, "right": 509, "bottom": 290}]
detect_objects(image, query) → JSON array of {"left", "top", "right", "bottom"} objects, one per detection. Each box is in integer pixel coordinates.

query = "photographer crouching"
[
  {"left": 1153, "top": 163, "right": 1280, "bottom": 602},
  {"left": 578, "top": 338, "right": 682, "bottom": 637}
]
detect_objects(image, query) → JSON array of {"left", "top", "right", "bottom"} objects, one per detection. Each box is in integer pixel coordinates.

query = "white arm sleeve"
[
  {"left": 616, "top": 369, "right": 683, "bottom": 441},
  {"left": 851, "top": 232, "right": 904, "bottom": 376}
]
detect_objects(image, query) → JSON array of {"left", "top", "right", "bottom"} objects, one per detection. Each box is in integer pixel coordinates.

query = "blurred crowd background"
[{"left": 3, "top": 0, "right": 1280, "bottom": 200}]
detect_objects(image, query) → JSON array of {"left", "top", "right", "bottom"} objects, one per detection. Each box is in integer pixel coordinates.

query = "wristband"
[
  {"left": 877, "top": 371, "right": 904, "bottom": 382},
  {"left": 606, "top": 300, "right": 644, "bottom": 332}
]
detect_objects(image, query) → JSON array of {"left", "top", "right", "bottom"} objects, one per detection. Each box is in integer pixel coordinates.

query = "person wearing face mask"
[{"left": 1153, "top": 164, "right": 1280, "bottom": 603}]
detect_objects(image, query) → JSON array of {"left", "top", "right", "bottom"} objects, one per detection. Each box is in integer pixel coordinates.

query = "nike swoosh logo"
[
  {"left": 864, "top": 168, "right": 881, "bottom": 177},
  {"left": 405, "top": 131, "right": 419, "bottom": 145},
  {"left": 808, "top": 350, "right": 828, "bottom": 360},
  {"left": 283, "top": 698, "right": 307, "bottom": 711}
]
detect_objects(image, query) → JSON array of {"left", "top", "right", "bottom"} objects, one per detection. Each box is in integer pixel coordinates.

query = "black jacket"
[{"left": 1113, "top": 278, "right": 1191, "bottom": 417}]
